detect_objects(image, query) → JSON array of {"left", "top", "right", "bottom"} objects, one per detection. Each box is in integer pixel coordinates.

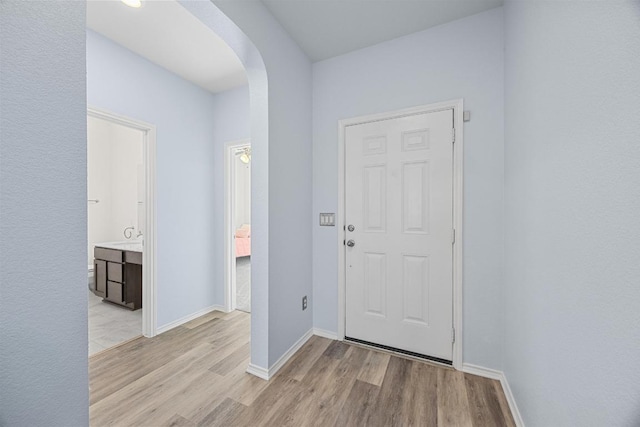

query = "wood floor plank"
[
  {"left": 465, "top": 373, "right": 510, "bottom": 427},
  {"left": 232, "top": 376, "right": 303, "bottom": 426},
  {"left": 278, "top": 335, "right": 332, "bottom": 381},
  {"left": 164, "top": 414, "right": 195, "bottom": 427},
  {"left": 209, "top": 341, "right": 250, "bottom": 375},
  {"left": 322, "top": 340, "right": 349, "bottom": 359},
  {"left": 334, "top": 379, "right": 380, "bottom": 426},
  {"left": 296, "top": 345, "right": 369, "bottom": 426},
  {"left": 401, "top": 359, "right": 438, "bottom": 426},
  {"left": 182, "top": 310, "right": 225, "bottom": 329},
  {"left": 89, "top": 311, "right": 516, "bottom": 427},
  {"left": 367, "top": 355, "right": 412, "bottom": 426},
  {"left": 493, "top": 379, "right": 517, "bottom": 427},
  {"left": 90, "top": 317, "right": 233, "bottom": 405},
  {"left": 356, "top": 350, "right": 390, "bottom": 386},
  {"left": 177, "top": 358, "right": 255, "bottom": 424},
  {"left": 437, "top": 368, "right": 473, "bottom": 427},
  {"left": 196, "top": 397, "right": 247, "bottom": 427},
  {"left": 265, "top": 351, "right": 343, "bottom": 426},
  {"left": 223, "top": 363, "right": 271, "bottom": 406},
  {"left": 90, "top": 345, "right": 222, "bottom": 426}
]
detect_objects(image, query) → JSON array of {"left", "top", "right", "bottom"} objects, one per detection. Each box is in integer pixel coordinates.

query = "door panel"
[
  {"left": 363, "top": 252, "right": 387, "bottom": 317},
  {"left": 345, "top": 109, "right": 454, "bottom": 360}
]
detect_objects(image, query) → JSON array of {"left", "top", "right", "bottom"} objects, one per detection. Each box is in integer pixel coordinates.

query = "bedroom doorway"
[{"left": 225, "top": 140, "right": 251, "bottom": 313}]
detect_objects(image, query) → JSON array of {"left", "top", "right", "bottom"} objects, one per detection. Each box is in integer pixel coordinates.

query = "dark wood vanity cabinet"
[{"left": 93, "top": 247, "right": 142, "bottom": 310}]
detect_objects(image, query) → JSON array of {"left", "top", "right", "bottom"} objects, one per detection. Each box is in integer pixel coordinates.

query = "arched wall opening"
[
  {"left": 178, "top": 0, "right": 270, "bottom": 369},
  {"left": 179, "top": 0, "right": 314, "bottom": 372}
]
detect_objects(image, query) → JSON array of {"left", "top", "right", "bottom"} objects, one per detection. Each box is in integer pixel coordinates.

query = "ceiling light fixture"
[
  {"left": 238, "top": 147, "right": 251, "bottom": 164},
  {"left": 121, "top": 0, "right": 142, "bottom": 8}
]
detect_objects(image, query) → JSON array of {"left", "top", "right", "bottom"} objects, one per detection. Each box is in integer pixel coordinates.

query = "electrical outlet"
[{"left": 302, "top": 295, "right": 308, "bottom": 310}]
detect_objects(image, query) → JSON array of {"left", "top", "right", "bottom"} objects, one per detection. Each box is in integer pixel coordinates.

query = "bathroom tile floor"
[{"left": 88, "top": 291, "right": 142, "bottom": 356}]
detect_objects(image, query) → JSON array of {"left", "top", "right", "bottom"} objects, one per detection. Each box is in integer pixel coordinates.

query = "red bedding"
[{"left": 236, "top": 236, "right": 251, "bottom": 257}]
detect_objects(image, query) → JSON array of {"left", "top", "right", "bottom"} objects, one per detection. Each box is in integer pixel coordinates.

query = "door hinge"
[
  {"left": 452, "top": 228, "right": 456, "bottom": 244},
  {"left": 343, "top": 240, "right": 346, "bottom": 246},
  {"left": 452, "top": 128, "right": 456, "bottom": 144},
  {"left": 452, "top": 328, "right": 456, "bottom": 343}
]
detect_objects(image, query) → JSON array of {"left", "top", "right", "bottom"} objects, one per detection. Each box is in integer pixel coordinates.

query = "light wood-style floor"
[{"left": 90, "top": 310, "right": 515, "bottom": 427}]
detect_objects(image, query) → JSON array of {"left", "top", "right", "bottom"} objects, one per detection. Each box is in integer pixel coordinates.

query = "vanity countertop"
[{"left": 94, "top": 240, "right": 143, "bottom": 253}]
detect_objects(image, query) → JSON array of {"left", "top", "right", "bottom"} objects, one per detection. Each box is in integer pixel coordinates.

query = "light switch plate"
[{"left": 319, "top": 213, "right": 335, "bottom": 226}]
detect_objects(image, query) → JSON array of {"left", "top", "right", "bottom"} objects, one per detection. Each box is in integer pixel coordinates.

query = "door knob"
[
  {"left": 347, "top": 239, "right": 355, "bottom": 247},
  {"left": 347, "top": 224, "right": 355, "bottom": 232}
]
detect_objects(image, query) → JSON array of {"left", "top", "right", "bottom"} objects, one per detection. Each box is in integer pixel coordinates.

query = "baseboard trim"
[
  {"left": 246, "top": 328, "right": 314, "bottom": 381},
  {"left": 500, "top": 371, "right": 525, "bottom": 427},
  {"left": 156, "top": 304, "right": 225, "bottom": 334},
  {"left": 462, "top": 363, "right": 525, "bottom": 427},
  {"left": 313, "top": 328, "right": 338, "bottom": 340},
  {"left": 246, "top": 363, "right": 269, "bottom": 380}
]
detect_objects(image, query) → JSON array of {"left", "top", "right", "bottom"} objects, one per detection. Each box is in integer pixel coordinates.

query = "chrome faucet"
[{"left": 123, "top": 226, "right": 135, "bottom": 239}]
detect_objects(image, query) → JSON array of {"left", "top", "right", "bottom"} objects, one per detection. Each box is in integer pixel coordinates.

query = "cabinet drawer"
[
  {"left": 106, "top": 281, "right": 123, "bottom": 304},
  {"left": 95, "top": 247, "right": 123, "bottom": 263},
  {"left": 124, "top": 250, "right": 142, "bottom": 265},
  {"left": 107, "top": 262, "right": 123, "bottom": 283}
]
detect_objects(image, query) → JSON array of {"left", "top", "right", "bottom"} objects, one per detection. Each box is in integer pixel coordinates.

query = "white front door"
[{"left": 345, "top": 109, "right": 454, "bottom": 361}]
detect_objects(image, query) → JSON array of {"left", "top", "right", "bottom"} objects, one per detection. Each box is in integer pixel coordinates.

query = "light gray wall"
[
  {"left": 87, "top": 29, "right": 222, "bottom": 328},
  {"left": 0, "top": 2, "right": 89, "bottom": 425},
  {"left": 504, "top": 1, "right": 640, "bottom": 425},
  {"left": 312, "top": 7, "right": 505, "bottom": 369},
  {"left": 210, "top": 86, "right": 251, "bottom": 305},
  {"left": 212, "top": 0, "right": 314, "bottom": 366}
]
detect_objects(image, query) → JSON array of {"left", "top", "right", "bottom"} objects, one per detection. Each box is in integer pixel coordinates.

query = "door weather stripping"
[{"left": 452, "top": 128, "right": 456, "bottom": 144}]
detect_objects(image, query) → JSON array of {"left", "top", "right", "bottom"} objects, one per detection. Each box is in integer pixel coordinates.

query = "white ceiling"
[
  {"left": 86, "top": 0, "right": 503, "bottom": 91},
  {"left": 86, "top": 0, "right": 247, "bottom": 94},
  {"left": 262, "top": 0, "right": 504, "bottom": 62}
]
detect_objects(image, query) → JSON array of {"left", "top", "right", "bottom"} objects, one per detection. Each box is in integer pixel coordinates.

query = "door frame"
[
  {"left": 224, "top": 139, "right": 251, "bottom": 312},
  {"left": 337, "top": 99, "right": 464, "bottom": 370},
  {"left": 88, "top": 106, "right": 158, "bottom": 338}
]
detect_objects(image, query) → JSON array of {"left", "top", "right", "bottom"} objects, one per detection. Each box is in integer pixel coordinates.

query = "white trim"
[
  {"left": 462, "top": 363, "right": 503, "bottom": 381},
  {"left": 336, "top": 99, "right": 464, "bottom": 369},
  {"left": 246, "top": 364, "right": 269, "bottom": 380},
  {"left": 500, "top": 372, "right": 525, "bottom": 427},
  {"left": 246, "top": 328, "right": 314, "bottom": 380},
  {"left": 224, "top": 139, "right": 251, "bottom": 313},
  {"left": 313, "top": 328, "right": 338, "bottom": 340},
  {"left": 156, "top": 305, "right": 225, "bottom": 334},
  {"left": 87, "top": 106, "right": 158, "bottom": 338},
  {"left": 462, "top": 364, "right": 525, "bottom": 427}
]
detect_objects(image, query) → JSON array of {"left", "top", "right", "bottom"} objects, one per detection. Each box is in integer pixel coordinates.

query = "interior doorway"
[
  {"left": 225, "top": 140, "right": 252, "bottom": 313},
  {"left": 87, "top": 107, "right": 157, "bottom": 356}
]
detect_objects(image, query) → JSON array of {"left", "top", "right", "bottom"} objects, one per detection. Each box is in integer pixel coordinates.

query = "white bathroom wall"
[
  {"left": 108, "top": 122, "right": 144, "bottom": 241},
  {"left": 234, "top": 154, "right": 251, "bottom": 228},
  {"left": 87, "top": 116, "right": 114, "bottom": 260},
  {"left": 87, "top": 115, "right": 144, "bottom": 264}
]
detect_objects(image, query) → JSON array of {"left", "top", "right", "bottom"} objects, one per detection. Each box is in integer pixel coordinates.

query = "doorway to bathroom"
[
  {"left": 87, "top": 108, "right": 156, "bottom": 355},
  {"left": 225, "top": 140, "right": 251, "bottom": 313}
]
